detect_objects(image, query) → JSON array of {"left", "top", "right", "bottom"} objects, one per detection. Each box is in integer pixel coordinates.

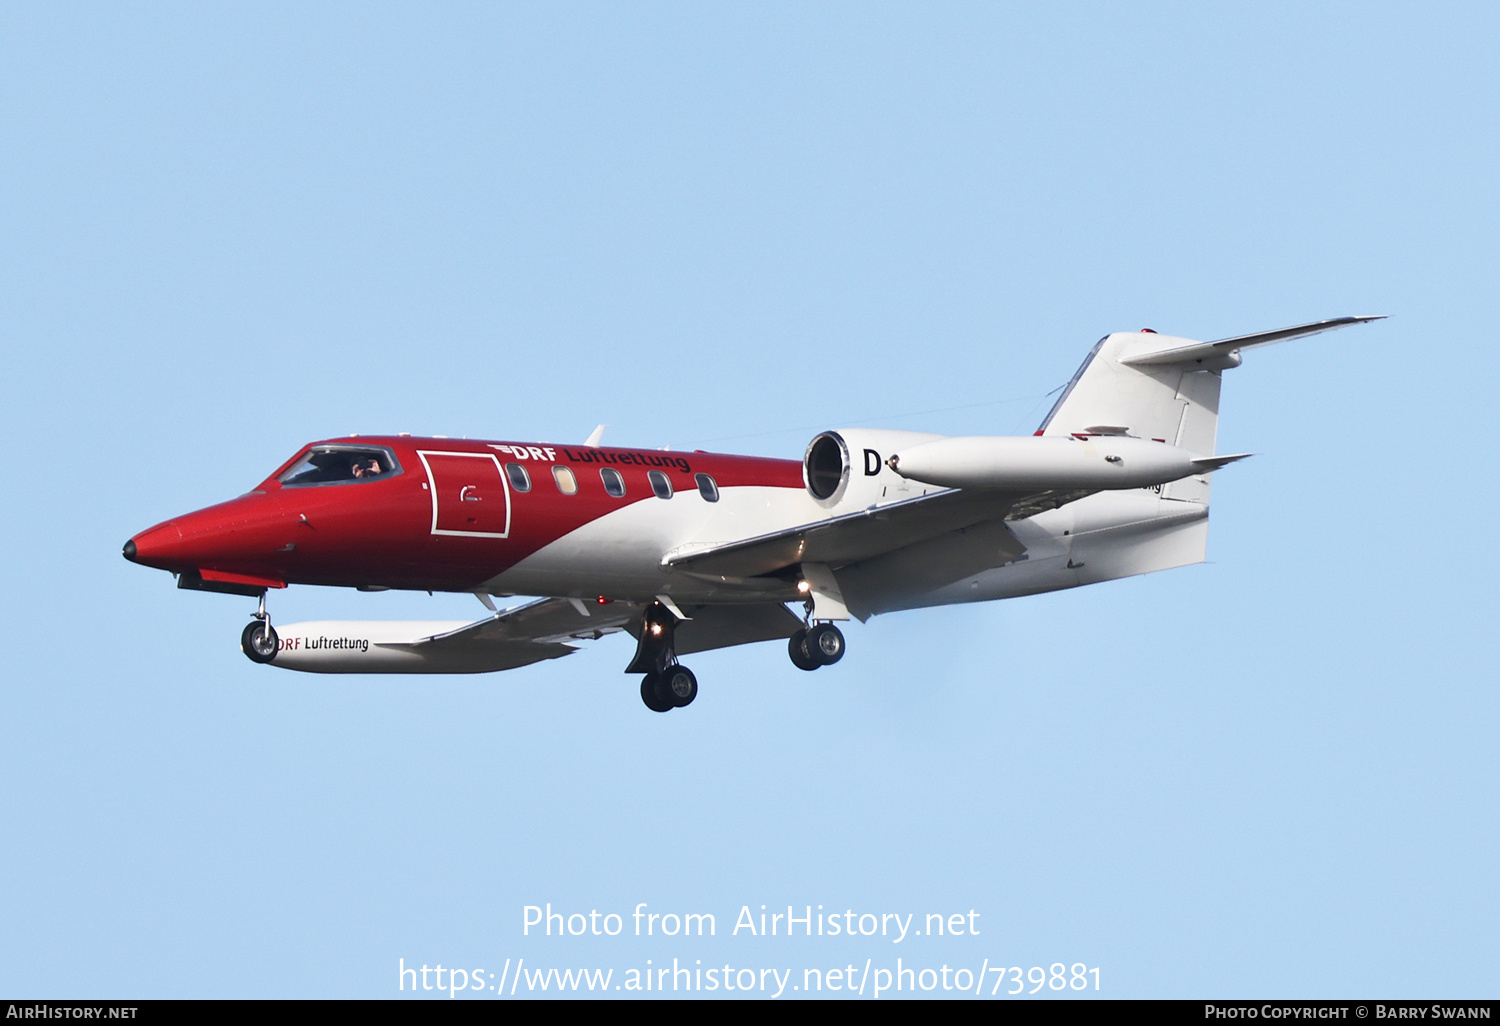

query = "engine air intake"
[{"left": 804, "top": 433, "right": 847, "bottom": 500}]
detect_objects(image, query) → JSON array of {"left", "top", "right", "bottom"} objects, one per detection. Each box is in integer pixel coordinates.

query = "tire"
[
  {"left": 658, "top": 665, "right": 698, "bottom": 708},
  {"left": 640, "top": 674, "right": 674, "bottom": 713},
  {"left": 241, "top": 621, "right": 279, "bottom": 664},
  {"left": 806, "top": 623, "right": 845, "bottom": 666},
  {"left": 788, "top": 629, "right": 821, "bottom": 671}
]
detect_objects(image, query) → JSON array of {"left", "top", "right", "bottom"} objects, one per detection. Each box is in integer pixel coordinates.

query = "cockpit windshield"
[{"left": 278, "top": 445, "right": 400, "bottom": 486}]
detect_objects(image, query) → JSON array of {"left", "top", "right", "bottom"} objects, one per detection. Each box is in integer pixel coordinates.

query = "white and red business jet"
[{"left": 125, "top": 316, "right": 1380, "bottom": 712}]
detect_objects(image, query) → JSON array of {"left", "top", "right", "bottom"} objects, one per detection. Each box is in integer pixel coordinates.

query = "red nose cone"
[
  {"left": 125, "top": 521, "right": 184, "bottom": 570},
  {"left": 125, "top": 493, "right": 291, "bottom": 577}
]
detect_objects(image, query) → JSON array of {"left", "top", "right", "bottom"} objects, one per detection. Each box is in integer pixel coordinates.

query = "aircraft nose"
[
  {"left": 124, "top": 496, "right": 291, "bottom": 577},
  {"left": 124, "top": 521, "right": 185, "bottom": 569}
]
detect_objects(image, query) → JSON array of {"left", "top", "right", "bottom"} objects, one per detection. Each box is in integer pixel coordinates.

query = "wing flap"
[
  {"left": 664, "top": 486, "right": 1068, "bottom": 579},
  {"left": 665, "top": 489, "right": 959, "bottom": 577},
  {"left": 411, "top": 596, "right": 802, "bottom": 663},
  {"left": 414, "top": 596, "right": 639, "bottom": 647}
]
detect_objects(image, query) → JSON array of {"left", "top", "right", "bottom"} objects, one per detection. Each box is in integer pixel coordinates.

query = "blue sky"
[{"left": 2, "top": 2, "right": 1495, "bottom": 999}]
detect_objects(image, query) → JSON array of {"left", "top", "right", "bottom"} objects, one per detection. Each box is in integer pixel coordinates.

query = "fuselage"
[
  {"left": 126, "top": 435, "right": 814, "bottom": 601},
  {"left": 125, "top": 429, "right": 1212, "bottom": 620}
]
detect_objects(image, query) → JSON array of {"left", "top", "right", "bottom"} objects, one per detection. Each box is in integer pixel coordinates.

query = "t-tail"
[
  {"left": 1035, "top": 315, "right": 1384, "bottom": 507},
  {"left": 999, "top": 315, "right": 1388, "bottom": 594}
]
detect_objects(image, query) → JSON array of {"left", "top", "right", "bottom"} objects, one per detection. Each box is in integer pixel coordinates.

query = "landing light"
[{"left": 797, "top": 580, "right": 811, "bottom": 594}]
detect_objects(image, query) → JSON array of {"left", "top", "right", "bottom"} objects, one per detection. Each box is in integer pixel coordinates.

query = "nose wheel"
[
  {"left": 240, "top": 592, "right": 279, "bottom": 664},
  {"left": 789, "top": 623, "right": 845, "bottom": 671},
  {"left": 241, "top": 620, "right": 279, "bottom": 663}
]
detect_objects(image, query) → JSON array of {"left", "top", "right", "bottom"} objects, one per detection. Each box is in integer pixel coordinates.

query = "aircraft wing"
[
  {"left": 334, "top": 596, "right": 640, "bottom": 671},
  {"left": 412, "top": 596, "right": 641, "bottom": 648},
  {"left": 421, "top": 595, "right": 803, "bottom": 653},
  {"left": 378, "top": 486, "right": 1092, "bottom": 663},
  {"left": 665, "top": 486, "right": 1086, "bottom": 579},
  {"left": 373, "top": 588, "right": 806, "bottom": 671}
]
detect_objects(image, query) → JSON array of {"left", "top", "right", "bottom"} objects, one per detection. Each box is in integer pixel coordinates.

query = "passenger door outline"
[{"left": 417, "top": 450, "right": 512, "bottom": 538}]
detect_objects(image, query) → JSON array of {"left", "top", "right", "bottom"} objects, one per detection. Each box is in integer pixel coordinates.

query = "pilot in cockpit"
[{"left": 351, "top": 458, "right": 383, "bottom": 479}]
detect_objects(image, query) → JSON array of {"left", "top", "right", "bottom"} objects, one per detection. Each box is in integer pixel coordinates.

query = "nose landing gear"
[{"left": 240, "top": 591, "right": 279, "bottom": 664}]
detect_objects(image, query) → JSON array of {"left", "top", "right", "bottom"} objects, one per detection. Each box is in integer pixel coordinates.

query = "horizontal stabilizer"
[
  {"left": 1190, "top": 453, "right": 1254, "bottom": 472},
  {"left": 1121, "top": 315, "right": 1385, "bottom": 367}
]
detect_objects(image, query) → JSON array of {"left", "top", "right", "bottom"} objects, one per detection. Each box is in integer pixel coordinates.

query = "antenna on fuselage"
[{"left": 584, "top": 424, "right": 608, "bottom": 448}]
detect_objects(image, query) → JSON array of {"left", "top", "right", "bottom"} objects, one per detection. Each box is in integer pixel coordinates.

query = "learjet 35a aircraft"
[{"left": 124, "top": 317, "right": 1381, "bottom": 712}]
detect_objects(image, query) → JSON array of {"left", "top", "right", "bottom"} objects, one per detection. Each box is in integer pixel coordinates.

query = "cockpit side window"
[{"left": 278, "top": 446, "right": 401, "bottom": 486}]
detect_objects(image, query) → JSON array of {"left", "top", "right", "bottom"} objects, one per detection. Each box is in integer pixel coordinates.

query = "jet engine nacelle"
[
  {"left": 886, "top": 435, "right": 1215, "bottom": 491},
  {"left": 803, "top": 428, "right": 949, "bottom": 510}
]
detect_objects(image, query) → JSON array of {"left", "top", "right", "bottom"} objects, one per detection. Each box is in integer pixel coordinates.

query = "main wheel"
[
  {"left": 658, "top": 665, "right": 698, "bottom": 708},
  {"left": 241, "top": 621, "right": 279, "bottom": 664},
  {"left": 788, "top": 629, "right": 821, "bottom": 671},
  {"left": 806, "top": 623, "right": 845, "bottom": 666},
  {"left": 640, "top": 674, "right": 674, "bottom": 713}
]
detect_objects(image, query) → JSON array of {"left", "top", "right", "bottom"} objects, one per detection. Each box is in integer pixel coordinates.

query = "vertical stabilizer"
[
  {"left": 1038, "top": 332, "right": 1223, "bottom": 458},
  {"left": 1036, "top": 330, "right": 1227, "bottom": 532}
]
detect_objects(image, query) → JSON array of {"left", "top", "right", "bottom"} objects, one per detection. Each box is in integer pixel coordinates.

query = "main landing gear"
[
  {"left": 788, "top": 622, "right": 845, "bottom": 671},
  {"left": 640, "top": 665, "right": 699, "bottom": 712},
  {"left": 624, "top": 599, "right": 847, "bottom": 712},
  {"left": 628, "top": 601, "right": 698, "bottom": 713},
  {"left": 240, "top": 591, "right": 279, "bottom": 664}
]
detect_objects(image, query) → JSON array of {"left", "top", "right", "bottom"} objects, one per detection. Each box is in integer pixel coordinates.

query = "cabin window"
[
  {"left": 695, "top": 473, "right": 719, "bottom": 502},
  {"left": 552, "top": 465, "right": 578, "bottom": 495},
  {"left": 504, "top": 462, "right": 531, "bottom": 492},
  {"left": 648, "top": 470, "right": 673, "bottom": 499},
  {"left": 278, "top": 445, "right": 400, "bottom": 486},
  {"left": 600, "top": 467, "right": 626, "bottom": 498}
]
